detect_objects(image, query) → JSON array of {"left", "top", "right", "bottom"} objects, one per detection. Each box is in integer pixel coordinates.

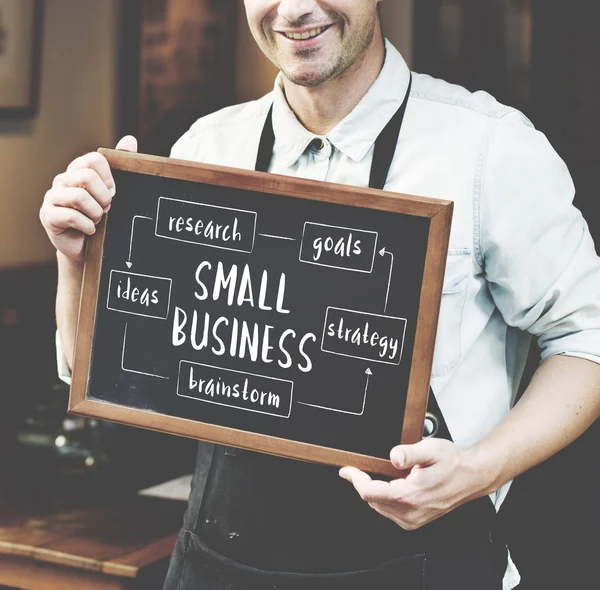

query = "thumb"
[
  {"left": 115, "top": 135, "right": 138, "bottom": 152},
  {"left": 390, "top": 441, "right": 439, "bottom": 470}
]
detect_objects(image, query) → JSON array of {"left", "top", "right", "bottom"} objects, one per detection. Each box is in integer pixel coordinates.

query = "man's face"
[{"left": 244, "top": 0, "right": 382, "bottom": 87}]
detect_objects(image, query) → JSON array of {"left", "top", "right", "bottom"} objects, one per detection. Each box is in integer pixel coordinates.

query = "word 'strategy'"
[
  {"left": 322, "top": 307, "right": 406, "bottom": 365},
  {"left": 107, "top": 192, "right": 406, "bottom": 418}
]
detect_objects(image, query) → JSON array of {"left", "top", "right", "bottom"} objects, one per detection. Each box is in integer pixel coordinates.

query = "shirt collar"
[{"left": 271, "top": 40, "right": 411, "bottom": 168}]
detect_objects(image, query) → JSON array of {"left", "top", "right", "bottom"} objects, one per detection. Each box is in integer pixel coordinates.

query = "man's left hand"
[{"left": 339, "top": 439, "right": 489, "bottom": 530}]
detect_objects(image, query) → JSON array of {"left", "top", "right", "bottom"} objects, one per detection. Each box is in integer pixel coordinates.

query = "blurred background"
[{"left": 0, "top": 1, "right": 597, "bottom": 588}]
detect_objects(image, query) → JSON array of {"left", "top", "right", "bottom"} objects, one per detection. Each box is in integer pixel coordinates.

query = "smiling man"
[{"left": 41, "top": 1, "right": 600, "bottom": 589}]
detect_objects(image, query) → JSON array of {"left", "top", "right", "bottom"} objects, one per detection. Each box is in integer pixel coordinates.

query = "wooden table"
[{"left": 0, "top": 496, "right": 185, "bottom": 590}]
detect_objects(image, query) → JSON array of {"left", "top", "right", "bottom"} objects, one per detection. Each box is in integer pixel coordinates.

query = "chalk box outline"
[
  {"left": 155, "top": 196, "right": 257, "bottom": 254},
  {"left": 121, "top": 323, "right": 170, "bottom": 380},
  {"left": 299, "top": 222, "right": 378, "bottom": 273},
  {"left": 177, "top": 360, "right": 294, "bottom": 419},
  {"left": 107, "top": 270, "right": 173, "bottom": 320},
  {"left": 321, "top": 306, "right": 407, "bottom": 366}
]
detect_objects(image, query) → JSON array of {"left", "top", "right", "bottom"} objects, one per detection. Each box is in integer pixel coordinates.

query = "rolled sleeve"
[
  {"left": 56, "top": 330, "right": 72, "bottom": 385},
  {"left": 480, "top": 111, "right": 600, "bottom": 364}
]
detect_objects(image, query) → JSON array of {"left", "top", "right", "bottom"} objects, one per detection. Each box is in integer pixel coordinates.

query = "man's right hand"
[{"left": 39, "top": 136, "right": 138, "bottom": 264}]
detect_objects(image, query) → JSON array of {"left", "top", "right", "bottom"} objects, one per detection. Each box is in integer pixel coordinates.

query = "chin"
[
  {"left": 285, "top": 73, "right": 325, "bottom": 87},
  {"left": 281, "top": 62, "right": 337, "bottom": 88}
]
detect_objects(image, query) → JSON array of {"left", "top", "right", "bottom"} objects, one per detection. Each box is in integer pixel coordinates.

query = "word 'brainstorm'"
[
  {"left": 107, "top": 192, "right": 407, "bottom": 418},
  {"left": 178, "top": 361, "right": 294, "bottom": 418}
]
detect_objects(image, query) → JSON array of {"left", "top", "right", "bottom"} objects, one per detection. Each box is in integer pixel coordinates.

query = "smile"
[{"left": 280, "top": 25, "right": 331, "bottom": 40}]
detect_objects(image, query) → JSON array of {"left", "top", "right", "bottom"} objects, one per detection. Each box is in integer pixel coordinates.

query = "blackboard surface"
[{"left": 70, "top": 150, "right": 452, "bottom": 476}]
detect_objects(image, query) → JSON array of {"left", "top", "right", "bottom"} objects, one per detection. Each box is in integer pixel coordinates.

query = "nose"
[{"left": 277, "top": 0, "right": 319, "bottom": 23}]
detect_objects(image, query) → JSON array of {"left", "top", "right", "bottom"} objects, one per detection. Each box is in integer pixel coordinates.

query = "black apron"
[{"left": 163, "top": 77, "right": 508, "bottom": 590}]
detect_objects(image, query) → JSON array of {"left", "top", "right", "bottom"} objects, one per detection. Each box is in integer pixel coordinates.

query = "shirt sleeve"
[
  {"left": 56, "top": 330, "right": 72, "bottom": 385},
  {"left": 170, "top": 130, "right": 192, "bottom": 160},
  {"left": 480, "top": 110, "right": 600, "bottom": 364}
]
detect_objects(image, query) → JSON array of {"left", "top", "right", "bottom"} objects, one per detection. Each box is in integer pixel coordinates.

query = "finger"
[
  {"left": 53, "top": 168, "right": 112, "bottom": 209},
  {"left": 67, "top": 152, "right": 115, "bottom": 197},
  {"left": 339, "top": 466, "right": 372, "bottom": 486},
  {"left": 44, "top": 207, "right": 97, "bottom": 236},
  {"left": 339, "top": 467, "right": 398, "bottom": 503},
  {"left": 390, "top": 440, "right": 441, "bottom": 470},
  {"left": 115, "top": 135, "right": 138, "bottom": 152},
  {"left": 45, "top": 187, "right": 104, "bottom": 224}
]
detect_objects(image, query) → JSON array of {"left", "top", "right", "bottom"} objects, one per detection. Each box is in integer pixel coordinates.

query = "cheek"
[
  {"left": 245, "top": 1, "right": 278, "bottom": 42},
  {"left": 244, "top": 0, "right": 276, "bottom": 25},
  {"left": 326, "top": 0, "right": 374, "bottom": 13},
  {"left": 329, "top": 0, "right": 379, "bottom": 24}
]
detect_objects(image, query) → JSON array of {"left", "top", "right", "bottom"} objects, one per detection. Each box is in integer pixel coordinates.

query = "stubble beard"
[{"left": 271, "top": 16, "right": 378, "bottom": 88}]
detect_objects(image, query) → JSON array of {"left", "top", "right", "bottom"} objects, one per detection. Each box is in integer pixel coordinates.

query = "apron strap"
[
  {"left": 255, "top": 103, "right": 275, "bottom": 174},
  {"left": 255, "top": 76, "right": 412, "bottom": 191},
  {"left": 369, "top": 75, "right": 412, "bottom": 190}
]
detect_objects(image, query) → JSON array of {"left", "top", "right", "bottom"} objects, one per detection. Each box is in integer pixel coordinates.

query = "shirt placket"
[{"left": 298, "top": 138, "right": 333, "bottom": 182}]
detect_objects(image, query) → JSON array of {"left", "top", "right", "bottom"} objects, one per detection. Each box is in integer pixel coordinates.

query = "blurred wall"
[
  {"left": 382, "top": 0, "right": 414, "bottom": 66},
  {"left": 234, "top": 2, "right": 279, "bottom": 104},
  {"left": 0, "top": 0, "right": 119, "bottom": 269},
  {"left": 235, "top": 0, "right": 415, "bottom": 103}
]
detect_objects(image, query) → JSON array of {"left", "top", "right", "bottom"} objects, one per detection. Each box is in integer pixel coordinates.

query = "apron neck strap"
[{"left": 255, "top": 74, "right": 413, "bottom": 191}]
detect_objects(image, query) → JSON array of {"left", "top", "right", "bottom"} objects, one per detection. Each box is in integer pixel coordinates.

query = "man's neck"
[{"left": 282, "top": 37, "right": 386, "bottom": 136}]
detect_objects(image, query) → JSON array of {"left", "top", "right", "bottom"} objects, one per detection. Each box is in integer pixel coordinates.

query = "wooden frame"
[
  {"left": 70, "top": 150, "right": 453, "bottom": 478},
  {"left": 0, "top": 0, "right": 44, "bottom": 117}
]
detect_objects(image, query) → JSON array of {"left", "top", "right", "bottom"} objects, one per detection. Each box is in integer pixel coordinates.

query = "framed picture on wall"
[{"left": 0, "top": 0, "right": 43, "bottom": 117}]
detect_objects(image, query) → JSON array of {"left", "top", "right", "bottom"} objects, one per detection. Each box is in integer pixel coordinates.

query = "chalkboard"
[{"left": 70, "top": 149, "right": 453, "bottom": 477}]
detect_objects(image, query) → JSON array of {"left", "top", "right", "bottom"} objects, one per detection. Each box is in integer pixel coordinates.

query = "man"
[{"left": 40, "top": 1, "right": 600, "bottom": 589}]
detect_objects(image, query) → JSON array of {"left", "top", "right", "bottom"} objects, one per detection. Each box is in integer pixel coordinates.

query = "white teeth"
[{"left": 285, "top": 27, "right": 325, "bottom": 40}]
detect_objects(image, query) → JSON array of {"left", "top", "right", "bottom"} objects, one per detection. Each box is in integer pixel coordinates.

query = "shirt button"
[{"left": 311, "top": 138, "right": 325, "bottom": 150}]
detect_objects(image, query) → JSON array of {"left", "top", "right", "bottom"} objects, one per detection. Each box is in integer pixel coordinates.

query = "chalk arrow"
[
  {"left": 297, "top": 368, "right": 373, "bottom": 416},
  {"left": 126, "top": 216, "right": 153, "bottom": 268},
  {"left": 121, "top": 323, "right": 169, "bottom": 380},
  {"left": 360, "top": 368, "right": 372, "bottom": 414},
  {"left": 379, "top": 248, "right": 394, "bottom": 313}
]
